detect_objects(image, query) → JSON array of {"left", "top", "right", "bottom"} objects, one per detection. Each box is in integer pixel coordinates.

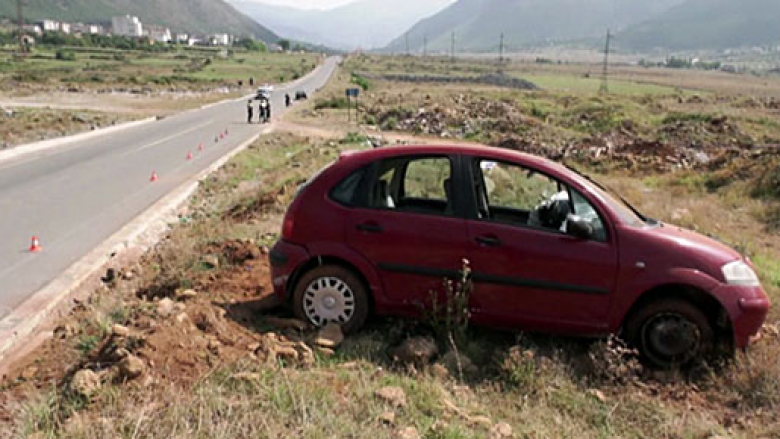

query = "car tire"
[
  {"left": 624, "top": 298, "right": 714, "bottom": 369},
  {"left": 292, "top": 265, "right": 369, "bottom": 333}
]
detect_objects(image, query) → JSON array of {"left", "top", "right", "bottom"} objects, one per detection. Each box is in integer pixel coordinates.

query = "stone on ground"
[{"left": 375, "top": 386, "right": 407, "bottom": 408}]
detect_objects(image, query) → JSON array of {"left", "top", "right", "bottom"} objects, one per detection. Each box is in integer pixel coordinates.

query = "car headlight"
[{"left": 721, "top": 261, "right": 760, "bottom": 287}]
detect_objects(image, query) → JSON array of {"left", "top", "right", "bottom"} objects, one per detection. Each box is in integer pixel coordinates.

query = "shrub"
[
  {"left": 351, "top": 73, "right": 371, "bottom": 91},
  {"left": 55, "top": 50, "right": 76, "bottom": 61},
  {"left": 314, "top": 97, "right": 350, "bottom": 110}
]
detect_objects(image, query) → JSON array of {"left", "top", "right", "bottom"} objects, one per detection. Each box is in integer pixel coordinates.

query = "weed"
[
  {"left": 350, "top": 72, "right": 371, "bottom": 91},
  {"left": 588, "top": 335, "right": 643, "bottom": 385},
  {"left": 314, "top": 97, "right": 350, "bottom": 110},
  {"left": 75, "top": 334, "right": 101, "bottom": 355},
  {"left": 425, "top": 260, "right": 472, "bottom": 349}
]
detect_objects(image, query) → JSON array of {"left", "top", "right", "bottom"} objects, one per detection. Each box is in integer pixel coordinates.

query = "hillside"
[
  {"left": 230, "top": 0, "right": 453, "bottom": 50},
  {"left": 0, "top": 0, "right": 278, "bottom": 41},
  {"left": 384, "top": 0, "right": 685, "bottom": 53},
  {"left": 618, "top": 0, "right": 780, "bottom": 51}
]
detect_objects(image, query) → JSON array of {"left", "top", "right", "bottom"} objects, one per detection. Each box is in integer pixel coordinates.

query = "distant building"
[
  {"left": 39, "top": 20, "right": 59, "bottom": 32},
  {"left": 146, "top": 25, "right": 172, "bottom": 43},
  {"left": 72, "top": 23, "right": 104, "bottom": 35},
  {"left": 22, "top": 24, "right": 42, "bottom": 36},
  {"left": 58, "top": 22, "right": 71, "bottom": 34},
  {"left": 175, "top": 33, "right": 189, "bottom": 44},
  {"left": 112, "top": 15, "right": 143, "bottom": 38},
  {"left": 210, "top": 33, "right": 232, "bottom": 46}
]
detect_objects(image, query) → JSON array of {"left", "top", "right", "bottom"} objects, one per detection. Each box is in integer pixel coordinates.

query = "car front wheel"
[
  {"left": 625, "top": 298, "right": 714, "bottom": 369},
  {"left": 292, "top": 265, "right": 369, "bottom": 333}
]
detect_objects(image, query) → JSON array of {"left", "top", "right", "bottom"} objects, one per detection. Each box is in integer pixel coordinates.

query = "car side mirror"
[{"left": 566, "top": 215, "right": 594, "bottom": 240}]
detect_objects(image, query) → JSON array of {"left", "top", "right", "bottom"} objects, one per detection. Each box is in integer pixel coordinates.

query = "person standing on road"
[
  {"left": 247, "top": 100, "right": 254, "bottom": 124},
  {"left": 285, "top": 93, "right": 291, "bottom": 107}
]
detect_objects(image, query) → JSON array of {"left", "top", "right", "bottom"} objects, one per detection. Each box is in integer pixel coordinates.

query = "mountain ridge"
[{"left": 1, "top": 0, "right": 278, "bottom": 41}]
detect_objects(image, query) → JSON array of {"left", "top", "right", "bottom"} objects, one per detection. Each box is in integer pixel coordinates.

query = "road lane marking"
[{"left": 124, "top": 122, "right": 213, "bottom": 156}]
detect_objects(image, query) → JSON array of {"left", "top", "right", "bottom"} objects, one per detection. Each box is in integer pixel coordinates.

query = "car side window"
[
  {"left": 331, "top": 167, "right": 366, "bottom": 206},
  {"left": 476, "top": 160, "right": 569, "bottom": 232},
  {"left": 368, "top": 156, "right": 454, "bottom": 216},
  {"left": 570, "top": 188, "right": 608, "bottom": 242}
]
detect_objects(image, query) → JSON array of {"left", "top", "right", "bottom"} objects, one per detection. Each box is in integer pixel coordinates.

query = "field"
[
  {"left": 2, "top": 54, "right": 780, "bottom": 438},
  {"left": 0, "top": 47, "right": 320, "bottom": 149}
]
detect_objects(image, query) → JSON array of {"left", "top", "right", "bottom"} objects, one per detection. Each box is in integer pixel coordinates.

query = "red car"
[{"left": 270, "top": 144, "right": 770, "bottom": 368}]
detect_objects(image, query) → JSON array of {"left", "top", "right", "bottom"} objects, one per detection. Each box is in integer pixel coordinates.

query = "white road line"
[{"left": 125, "top": 122, "right": 212, "bottom": 156}]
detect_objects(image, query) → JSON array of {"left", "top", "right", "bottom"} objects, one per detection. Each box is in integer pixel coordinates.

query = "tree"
[{"left": 278, "top": 39, "right": 291, "bottom": 51}]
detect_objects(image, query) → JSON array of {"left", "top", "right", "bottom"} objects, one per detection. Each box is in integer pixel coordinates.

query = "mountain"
[
  {"left": 229, "top": 0, "right": 454, "bottom": 50},
  {"left": 619, "top": 0, "right": 780, "bottom": 51},
  {"left": 1, "top": 0, "right": 277, "bottom": 41},
  {"left": 384, "top": 0, "right": 686, "bottom": 53}
]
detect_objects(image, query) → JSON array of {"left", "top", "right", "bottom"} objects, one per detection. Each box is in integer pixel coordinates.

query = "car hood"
[{"left": 647, "top": 222, "right": 743, "bottom": 271}]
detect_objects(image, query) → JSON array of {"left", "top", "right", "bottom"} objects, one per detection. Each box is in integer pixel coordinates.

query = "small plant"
[
  {"left": 350, "top": 72, "right": 371, "bottom": 91},
  {"left": 588, "top": 335, "right": 643, "bottom": 385},
  {"left": 500, "top": 345, "right": 539, "bottom": 391},
  {"left": 426, "top": 259, "right": 472, "bottom": 348},
  {"left": 55, "top": 50, "right": 76, "bottom": 61},
  {"left": 340, "top": 132, "right": 368, "bottom": 144},
  {"left": 75, "top": 334, "right": 101, "bottom": 355}
]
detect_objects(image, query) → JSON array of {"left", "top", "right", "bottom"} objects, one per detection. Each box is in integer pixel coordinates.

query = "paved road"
[{"left": 0, "top": 56, "right": 339, "bottom": 320}]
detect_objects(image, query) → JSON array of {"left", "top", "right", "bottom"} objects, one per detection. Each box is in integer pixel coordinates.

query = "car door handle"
[
  {"left": 476, "top": 235, "right": 501, "bottom": 247},
  {"left": 357, "top": 222, "right": 383, "bottom": 233}
]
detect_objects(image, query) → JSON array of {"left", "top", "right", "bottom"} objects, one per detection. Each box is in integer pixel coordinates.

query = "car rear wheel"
[
  {"left": 292, "top": 265, "right": 368, "bottom": 333},
  {"left": 625, "top": 298, "right": 714, "bottom": 369}
]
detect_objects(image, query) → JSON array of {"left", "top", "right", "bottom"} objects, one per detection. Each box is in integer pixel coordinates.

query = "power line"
[{"left": 600, "top": 29, "right": 612, "bottom": 94}]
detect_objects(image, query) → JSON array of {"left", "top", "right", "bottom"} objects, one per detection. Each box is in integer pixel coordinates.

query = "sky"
[{"left": 247, "top": 0, "right": 358, "bottom": 10}]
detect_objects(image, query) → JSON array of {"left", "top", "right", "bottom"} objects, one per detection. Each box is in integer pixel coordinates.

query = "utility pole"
[
  {"left": 499, "top": 32, "right": 504, "bottom": 63},
  {"left": 450, "top": 32, "right": 455, "bottom": 63},
  {"left": 16, "top": 0, "right": 26, "bottom": 53},
  {"left": 600, "top": 29, "right": 612, "bottom": 94}
]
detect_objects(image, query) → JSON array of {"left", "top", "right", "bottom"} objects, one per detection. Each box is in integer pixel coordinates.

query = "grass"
[{"left": 0, "top": 47, "right": 319, "bottom": 90}]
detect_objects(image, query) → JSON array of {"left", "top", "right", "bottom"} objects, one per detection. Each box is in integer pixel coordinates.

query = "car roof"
[{"left": 338, "top": 144, "right": 569, "bottom": 176}]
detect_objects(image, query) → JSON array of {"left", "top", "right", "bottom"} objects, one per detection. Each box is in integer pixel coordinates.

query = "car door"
[
  {"left": 345, "top": 154, "right": 469, "bottom": 309},
  {"left": 465, "top": 157, "right": 618, "bottom": 334}
]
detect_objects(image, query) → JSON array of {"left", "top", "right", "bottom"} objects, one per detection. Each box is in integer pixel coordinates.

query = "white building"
[
  {"left": 210, "top": 33, "right": 232, "bottom": 46},
  {"left": 39, "top": 20, "right": 59, "bottom": 32},
  {"left": 146, "top": 25, "right": 172, "bottom": 43},
  {"left": 111, "top": 15, "right": 143, "bottom": 38},
  {"left": 72, "top": 23, "right": 104, "bottom": 35},
  {"left": 23, "top": 24, "right": 42, "bottom": 36},
  {"left": 175, "top": 33, "right": 189, "bottom": 44},
  {"left": 58, "top": 22, "right": 71, "bottom": 34}
]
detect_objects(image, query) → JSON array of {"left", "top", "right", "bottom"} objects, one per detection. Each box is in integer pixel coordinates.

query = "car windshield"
[{"left": 566, "top": 166, "right": 647, "bottom": 227}]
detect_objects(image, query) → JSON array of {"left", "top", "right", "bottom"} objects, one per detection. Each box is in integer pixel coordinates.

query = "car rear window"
[{"left": 330, "top": 167, "right": 366, "bottom": 206}]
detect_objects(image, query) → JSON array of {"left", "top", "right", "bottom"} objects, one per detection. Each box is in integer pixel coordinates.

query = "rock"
[
  {"left": 587, "top": 389, "right": 608, "bottom": 403},
  {"left": 175, "top": 289, "right": 198, "bottom": 300},
  {"left": 489, "top": 422, "right": 513, "bottom": 439},
  {"left": 315, "top": 323, "right": 344, "bottom": 348},
  {"left": 70, "top": 369, "right": 101, "bottom": 397},
  {"left": 202, "top": 254, "right": 220, "bottom": 269},
  {"left": 122, "top": 270, "right": 134, "bottom": 280},
  {"left": 175, "top": 312, "right": 190, "bottom": 325},
  {"left": 265, "top": 316, "right": 309, "bottom": 332},
  {"left": 393, "top": 427, "right": 420, "bottom": 439},
  {"left": 20, "top": 365, "right": 38, "bottom": 380},
  {"left": 118, "top": 354, "right": 145, "bottom": 380},
  {"left": 392, "top": 337, "right": 438, "bottom": 365},
  {"left": 375, "top": 386, "right": 407, "bottom": 408},
  {"left": 378, "top": 410, "right": 396, "bottom": 425},
  {"left": 316, "top": 346, "right": 336, "bottom": 357},
  {"left": 54, "top": 323, "right": 77, "bottom": 339},
  {"left": 111, "top": 324, "right": 130, "bottom": 337},
  {"left": 156, "top": 298, "right": 175, "bottom": 317}
]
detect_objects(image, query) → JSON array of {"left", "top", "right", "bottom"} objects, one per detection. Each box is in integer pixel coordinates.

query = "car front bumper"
[{"left": 713, "top": 284, "right": 771, "bottom": 348}]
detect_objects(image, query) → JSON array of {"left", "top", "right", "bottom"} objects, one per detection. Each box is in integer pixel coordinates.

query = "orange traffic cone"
[
  {"left": 150, "top": 170, "right": 158, "bottom": 182},
  {"left": 186, "top": 151, "right": 193, "bottom": 161},
  {"left": 29, "top": 236, "right": 42, "bottom": 252}
]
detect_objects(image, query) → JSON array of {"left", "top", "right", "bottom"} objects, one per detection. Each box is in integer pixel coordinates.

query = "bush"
[
  {"left": 351, "top": 73, "right": 371, "bottom": 91},
  {"left": 314, "top": 97, "right": 350, "bottom": 110},
  {"left": 55, "top": 50, "right": 76, "bottom": 61}
]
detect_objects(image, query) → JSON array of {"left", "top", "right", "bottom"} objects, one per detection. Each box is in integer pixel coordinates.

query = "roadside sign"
[{"left": 345, "top": 88, "right": 360, "bottom": 97}]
